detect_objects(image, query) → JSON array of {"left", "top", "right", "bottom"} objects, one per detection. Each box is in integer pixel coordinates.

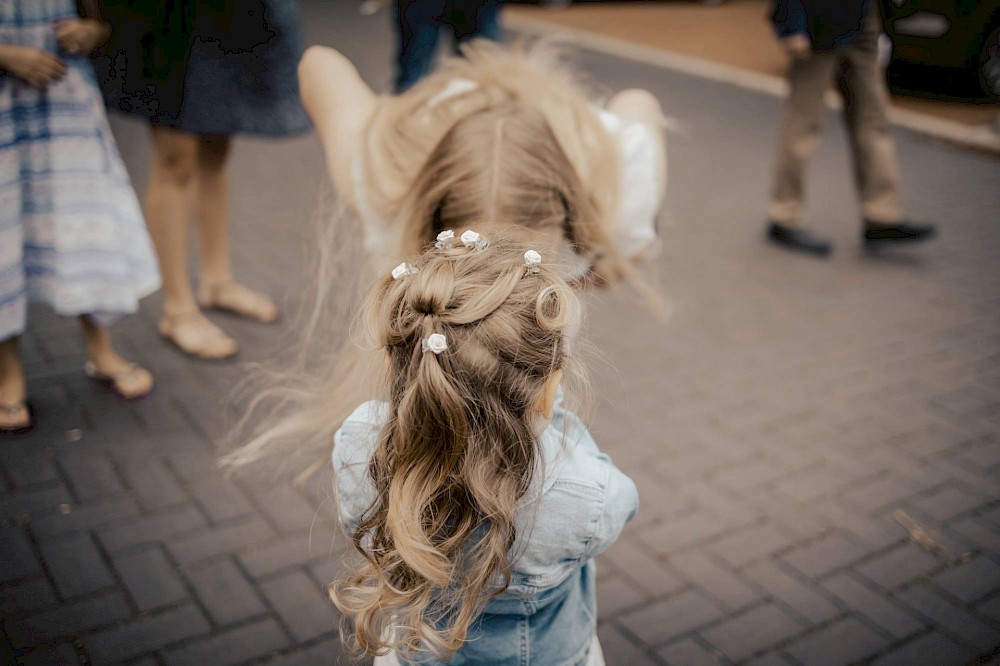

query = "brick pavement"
[{"left": 3, "top": 2, "right": 1000, "bottom": 665}]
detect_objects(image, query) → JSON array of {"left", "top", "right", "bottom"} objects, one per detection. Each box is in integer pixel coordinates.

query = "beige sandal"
[
  {"left": 0, "top": 400, "right": 32, "bottom": 436},
  {"left": 158, "top": 311, "right": 238, "bottom": 360},
  {"left": 84, "top": 361, "right": 154, "bottom": 401},
  {"left": 197, "top": 282, "right": 278, "bottom": 323}
]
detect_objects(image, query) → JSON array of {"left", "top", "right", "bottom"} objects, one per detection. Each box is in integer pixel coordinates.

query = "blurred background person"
[
  {"left": 95, "top": 0, "right": 310, "bottom": 359},
  {"left": 765, "top": 0, "right": 936, "bottom": 257},
  {"left": 393, "top": 0, "right": 503, "bottom": 92},
  {"left": 0, "top": 0, "right": 160, "bottom": 434}
]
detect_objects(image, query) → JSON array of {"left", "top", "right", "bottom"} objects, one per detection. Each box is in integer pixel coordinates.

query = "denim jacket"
[{"left": 332, "top": 389, "right": 639, "bottom": 666}]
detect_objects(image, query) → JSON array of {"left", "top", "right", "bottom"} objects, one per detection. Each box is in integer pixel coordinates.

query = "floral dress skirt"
[{"left": 0, "top": 0, "right": 161, "bottom": 341}]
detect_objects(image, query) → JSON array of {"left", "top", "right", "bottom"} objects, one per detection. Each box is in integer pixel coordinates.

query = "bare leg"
[
  {"left": 79, "top": 317, "right": 153, "bottom": 399},
  {"left": 0, "top": 337, "right": 29, "bottom": 430},
  {"left": 146, "top": 126, "right": 237, "bottom": 359},
  {"left": 195, "top": 134, "right": 278, "bottom": 323}
]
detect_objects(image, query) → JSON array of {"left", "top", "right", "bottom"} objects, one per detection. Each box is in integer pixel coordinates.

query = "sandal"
[
  {"left": 158, "top": 311, "right": 238, "bottom": 360},
  {"left": 84, "top": 361, "right": 154, "bottom": 401},
  {"left": 0, "top": 400, "right": 33, "bottom": 437},
  {"left": 198, "top": 282, "right": 278, "bottom": 323}
]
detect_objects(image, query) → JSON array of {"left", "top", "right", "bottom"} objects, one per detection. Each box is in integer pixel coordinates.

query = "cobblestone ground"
[{"left": 3, "top": 2, "right": 1000, "bottom": 665}]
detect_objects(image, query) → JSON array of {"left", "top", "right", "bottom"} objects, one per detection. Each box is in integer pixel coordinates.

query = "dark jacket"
[{"left": 771, "top": 0, "right": 870, "bottom": 50}]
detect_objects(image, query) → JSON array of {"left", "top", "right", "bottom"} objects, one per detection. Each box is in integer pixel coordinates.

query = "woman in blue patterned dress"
[
  {"left": 94, "top": 0, "right": 310, "bottom": 360},
  {"left": 0, "top": 0, "right": 160, "bottom": 434}
]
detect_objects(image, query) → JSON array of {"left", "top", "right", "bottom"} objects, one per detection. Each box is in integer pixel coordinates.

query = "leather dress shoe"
[
  {"left": 766, "top": 222, "right": 832, "bottom": 257},
  {"left": 863, "top": 220, "right": 937, "bottom": 244}
]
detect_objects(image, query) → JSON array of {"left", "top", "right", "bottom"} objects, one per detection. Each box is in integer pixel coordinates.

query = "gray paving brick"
[
  {"left": 597, "top": 570, "right": 650, "bottom": 619},
  {"left": 931, "top": 556, "right": 1000, "bottom": 604},
  {"left": 785, "top": 618, "right": 889, "bottom": 666},
  {"left": 821, "top": 573, "right": 924, "bottom": 640},
  {"left": 117, "top": 457, "right": 188, "bottom": 511},
  {"left": 114, "top": 545, "right": 188, "bottom": 611},
  {"left": 15, "top": 643, "right": 78, "bottom": 665},
  {"left": 638, "top": 511, "right": 730, "bottom": 554},
  {"left": 911, "top": 485, "right": 987, "bottom": 523},
  {"left": 253, "top": 483, "right": 321, "bottom": 533},
  {"left": 945, "top": 517, "right": 1000, "bottom": 555},
  {"left": 238, "top": 532, "right": 332, "bottom": 578},
  {"left": 167, "top": 516, "right": 276, "bottom": 564},
  {"left": 0, "top": 577, "right": 56, "bottom": 614},
  {"left": 185, "top": 558, "right": 267, "bottom": 625},
  {"left": 701, "top": 603, "right": 804, "bottom": 662},
  {"left": 708, "top": 521, "right": 800, "bottom": 569},
  {"left": 596, "top": 622, "right": 662, "bottom": 666},
  {"left": 38, "top": 533, "right": 115, "bottom": 598},
  {"left": 668, "top": 551, "right": 760, "bottom": 611},
  {"left": 97, "top": 504, "right": 207, "bottom": 552},
  {"left": 5, "top": 591, "right": 131, "bottom": 647},
  {"left": 620, "top": 591, "right": 723, "bottom": 647},
  {"left": 655, "top": 637, "right": 723, "bottom": 665},
  {"left": 0, "top": 526, "right": 42, "bottom": 581},
  {"left": 30, "top": 496, "right": 140, "bottom": 539},
  {"left": 600, "top": 540, "right": 685, "bottom": 598},
  {"left": 780, "top": 533, "right": 868, "bottom": 580},
  {"left": 186, "top": 473, "right": 256, "bottom": 523},
  {"left": 266, "top": 638, "right": 343, "bottom": 666},
  {"left": 0, "top": 485, "right": 73, "bottom": 521},
  {"left": 56, "top": 448, "right": 123, "bottom": 502},
  {"left": 856, "top": 543, "right": 947, "bottom": 590},
  {"left": 83, "top": 603, "right": 210, "bottom": 663},
  {"left": 741, "top": 559, "right": 839, "bottom": 625},
  {"left": 897, "top": 585, "right": 1000, "bottom": 653},
  {"left": 259, "top": 570, "right": 337, "bottom": 642},
  {"left": 870, "top": 631, "right": 976, "bottom": 666},
  {"left": 163, "top": 617, "right": 290, "bottom": 666},
  {"left": 0, "top": 443, "right": 59, "bottom": 488}
]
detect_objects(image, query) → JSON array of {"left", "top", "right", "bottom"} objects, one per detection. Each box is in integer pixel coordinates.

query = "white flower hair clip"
[
  {"left": 460, "top": 230, "right": 487, "bottom": 251},
  {"left": 391, "top": 262, "right": 419, "bottom": 280},
  {"left": 523, "top": 250, "right": 542, "bottom": 275},
  {"left": 435, "top": 230, "right": 455, "bottom": 250},
  {"left": 422, "top": 333, "right": 448, "bottom": 355}
]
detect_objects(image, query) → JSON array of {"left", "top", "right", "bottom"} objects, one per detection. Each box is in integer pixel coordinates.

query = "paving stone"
[
  {"left": 116, "top": 457, "right": 189, "bottom": 511},
  {"left": 253, "top": 483, "right": 321, "bottom": 533},
  {"left": 785, "top": 618, "right": 889, "bottom": 666},
  {"left": 897, "top": 585, "right": 1000, "bottom": 653},
  {"left": 620, "top": 591, "right": 723, "bottom": 647},
  {"left": 259, "top": 570, "right": 338, "bottom": 642},
  {"left": 162, "top": 618, "right": 290, "bottom": 666},
  {"left": 638, "top": 510, "right": 730, "bottom": 554},
  {"left": 114, "top": 545, "right": 188, "bottom": 612},
  {"left": 596, "top": 622, "right": 662, "bottom": 666},
  {"left": 266, "top": 638, "right": 343, "bottom": 666},
  {"left": 668, "top": 551, "right": 760, "bottom": 611},
  {"left": 185, "top": 558, "right": 267, "bottom": 626},
  {"left": 821, "top": 573, "right": 924, "bottom": 640},
  {"left": 30, "top": 496, "right": 140, "bottom": 539},
  {"left": 931, "top": 556, "right": 1000, "bottom": 604},
  {"left": 15, "top": 643, "right": 78, "bottom": 665},
  {"left": 0, "top": 443, "right": 59, "bottom": 488},
  {"left": 781, "top": 532, "right": 868, "bottom": 579},
  {"left": 911, "top": 485, "right": 987, "bottom": 523},
  {"left": 708, "top": 521, "right": 800, "bottom": 569},
  {"left": 655, "top": 637, "right": 723, "bottom": 665},
  {"left": 0, "top": 485, "right": 73, "bottom": 521},
  {"left": 855, "top": 543, "right": 947, "bottom": 590},
  {"left": 0, "top": 578, "right": 56, "bottom": 614},
  {"left": 599, "top": 540, "right": 685, "bottom": 599},
  {"left": 0, "top": 526, "right": 42, "bottom": 581},
  {"left": 5, "top": 591, "right": 131, "bottom": 647},
  {"left": 166, "top": 516, "right": 276, "bottom": 564},
  {"left": 185, "top": 473, "right": 257, "bottom": 523},
  {"left": 56, "top": 448, "right": 123, "bottom": 502},
  {"left": 597, "top": 570, "right": 649, "bottom": 619},
  {"left": 97, "top": 504, "right": 207, "bottom": 552},
  {"left": 870, "top": 631, "right": 976, "bottom": 666},
  {"left": 38, "top": 533, "right": 115, "bottom": 598},
  {"left": 238, "top": 532, "right": 333, "bottom": 578},
  {"left": 700, "top": 603, "right": 804, "bottom": 662},
  {"left": 741, "top": 559, "right": 839, "bottom": 625},
  {"left": 84, "top": 603, "right": 211, "bottom": 663}
]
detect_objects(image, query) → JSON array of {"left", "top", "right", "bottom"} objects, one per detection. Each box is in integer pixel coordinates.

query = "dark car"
[{"left": 881, "top": 0, "right": 1000, "bottom": 98}]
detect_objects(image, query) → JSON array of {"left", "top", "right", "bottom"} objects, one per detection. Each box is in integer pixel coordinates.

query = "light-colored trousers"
[
  {"left": 768, "top": 6, "right": 904, "bottom": 226},
  {"left": 373, "top": 634, "right": 606, "bottom": 665}
]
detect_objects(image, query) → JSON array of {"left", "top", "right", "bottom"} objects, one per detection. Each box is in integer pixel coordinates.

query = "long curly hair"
[{"left": 331, "top": 237, "right": 582, "bottom": 660}]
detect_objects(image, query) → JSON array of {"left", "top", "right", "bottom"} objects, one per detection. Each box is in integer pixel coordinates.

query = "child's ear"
[{"left": 536, "top": 369, "right": 563, "bottom": 420}]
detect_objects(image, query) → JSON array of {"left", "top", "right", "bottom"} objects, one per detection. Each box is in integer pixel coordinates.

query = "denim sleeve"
[
  {"left": 772, "top": 0, "right": 809, "bottom": 38},
  {"left": 583, "top": 454, "right": 639, "bottom": 560},
  {"left": 332, "top": 401, "right": 385, "bottom": 534}
]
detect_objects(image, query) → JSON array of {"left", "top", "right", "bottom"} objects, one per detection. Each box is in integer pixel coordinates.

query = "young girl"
[
  {"left": 0, "top": 0, "right": 160, "bottom": 433},
  {"left": 298, "top": 40, "right": 666, "bottom": 288},
  {"left": 331, "top": 234, "right": 638, "bottom": 665}
]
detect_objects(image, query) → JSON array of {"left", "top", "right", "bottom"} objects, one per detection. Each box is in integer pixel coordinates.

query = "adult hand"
[
  {"left": 781, "top": 33, "right": 812, "bottom": 60},
  {"left": 0, "top": 45, "right": 66, "bottom": 88},
  {"left": 54, "top": 18, "right": 111, "bottom": 56}
]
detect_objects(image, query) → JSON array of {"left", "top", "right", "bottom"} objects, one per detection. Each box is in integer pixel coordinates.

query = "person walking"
[{"left": 765, "top": 0, "right": 936, "bottom": 257}]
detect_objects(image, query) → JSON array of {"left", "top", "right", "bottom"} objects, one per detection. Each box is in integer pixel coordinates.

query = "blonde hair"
[
  {"left": 363, "top": 41, "right": 630, "bottom": 283},
  {"left": 332, "top": 237, "right": 582, "bottom": 660}
]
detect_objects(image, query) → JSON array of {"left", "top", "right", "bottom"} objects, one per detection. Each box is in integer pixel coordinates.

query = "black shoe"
[
  {"left": 863, "top": 220, "right": 937, "bottom": 244},
  {"left": 766, "top": 222, "right": 832, "bottom": 257}
]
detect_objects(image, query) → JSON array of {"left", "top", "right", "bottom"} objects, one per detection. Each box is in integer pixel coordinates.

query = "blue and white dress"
[{"left": 0, "top": 0, "right": 160, "bottom": 341}]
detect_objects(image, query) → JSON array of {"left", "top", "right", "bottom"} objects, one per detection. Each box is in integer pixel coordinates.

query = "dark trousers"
[{"left": 393, "top": 0, "right": 502, "bottom": 93}]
